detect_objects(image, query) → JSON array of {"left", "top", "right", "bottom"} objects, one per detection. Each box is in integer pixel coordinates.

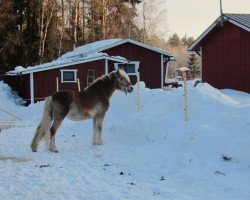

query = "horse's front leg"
[{"left": 92, "top": 113, "right": 105, "bottom": 145}]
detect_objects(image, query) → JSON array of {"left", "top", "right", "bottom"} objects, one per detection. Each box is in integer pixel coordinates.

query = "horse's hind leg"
[{"left": 49, "top": 118, "right": 64, "bottom": 153}]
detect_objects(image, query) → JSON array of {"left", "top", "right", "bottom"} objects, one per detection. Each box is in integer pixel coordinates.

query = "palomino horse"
[{"left": 30, "top": 69, "right": 133, "bottom": 153}]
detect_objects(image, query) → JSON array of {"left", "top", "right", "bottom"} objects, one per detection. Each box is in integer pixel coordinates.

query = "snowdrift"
[{"left": 0, "top": 80, "right": 250, "bottom": 200}]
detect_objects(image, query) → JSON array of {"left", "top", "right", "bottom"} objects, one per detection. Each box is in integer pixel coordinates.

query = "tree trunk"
[
  {"left": 40, "top": 0, "right": 55, "bottom": 63},
  {"left": 81, "top": 0, "right": 85, "bottom": 44},
  {"left": 73, "top": 0, "right": 79, "bottom": 50},
  {"left": 58, "top": 0, "right": 65, "bottom": 57},
  {"left": 142, "top": 0, "right": 146, "bottom": 43},
  {"left": 101, "top": 0, "right": 106, "bottom": 39},
  {"left": 38, "top": 0, "right": 44, "bottom": 59}
]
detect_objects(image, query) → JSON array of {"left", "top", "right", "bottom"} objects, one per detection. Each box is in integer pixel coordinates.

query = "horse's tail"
[{"left": 30, "top": 96, "right": 53, "bottom": 152}]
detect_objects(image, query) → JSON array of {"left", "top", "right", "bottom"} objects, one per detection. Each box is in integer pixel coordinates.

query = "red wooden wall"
[
  {"left": 4, "top": 60, "right": 105, "bottom": 102},
  {"left": 202, "top": 22, "right": 250, "bottom": 93},
  {"left": 33, "top": 59, "right": 105, "bottom": 100},
  {"left": 103, "top": 43, "right": 162, "bottom": 89},
  {"left": 4, "top": 74, "right": 30, "bottom": 100},
  {"left": 4, "top": 41, "right": 169, "bottom": 103}
]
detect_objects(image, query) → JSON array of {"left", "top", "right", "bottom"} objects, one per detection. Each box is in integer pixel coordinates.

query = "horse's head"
[{"left": 115, "top": 69, "right": 133, "bottom": 95}]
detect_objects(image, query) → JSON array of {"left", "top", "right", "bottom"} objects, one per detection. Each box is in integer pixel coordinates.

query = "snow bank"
[{"left": 0, "top": 81, "right": 250, "bottom": 200}]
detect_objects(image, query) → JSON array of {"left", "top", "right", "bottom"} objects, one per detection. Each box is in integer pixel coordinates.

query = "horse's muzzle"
[
  {"left": 124, "top": 85, "right": 134, "bottom": 94},
  {"left": 126, "top": 85, "right": 133, "bottom": 93}
]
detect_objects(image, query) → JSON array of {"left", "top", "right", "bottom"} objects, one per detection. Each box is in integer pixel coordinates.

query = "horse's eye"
[{"left": 121, "top": 77, "right": 124, "bottom": 80}]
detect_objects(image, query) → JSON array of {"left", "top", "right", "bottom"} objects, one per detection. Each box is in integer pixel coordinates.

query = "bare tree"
[
  {"left": 73, "top": 0, "right": 79, "bottom": 49},
  {"left": 138, "top": 0, "right": 168, "bottom": 43},
  {"left": 58, "top": 0, "right": 65, "bottom": 57},
  {"left": 38, "top": 0, "right": 56, "bottom": 64}
]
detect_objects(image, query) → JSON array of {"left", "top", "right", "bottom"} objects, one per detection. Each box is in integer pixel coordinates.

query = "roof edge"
[
  {"left": 188, "top": 14, "right": 250, "bottom": 51},
  {"left": 87, "top": 38, "right": 172, "bottom": 57},
  {"left": 5, "top": 55, "right": 127, "bottom": 75}
]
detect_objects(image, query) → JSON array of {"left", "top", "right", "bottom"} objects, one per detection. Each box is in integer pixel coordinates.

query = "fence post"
[
  {"left": 56, "top": 77, "right": 59, "bottom": 92},
  {"left": 137, "top": 72, "right": 140, "bottom": 112},
  {"left": 183, "top": 71, "right": 188, "bottom": 121},
  {"left": 77, "top": 78, "right": 81, "bottom": 92}
]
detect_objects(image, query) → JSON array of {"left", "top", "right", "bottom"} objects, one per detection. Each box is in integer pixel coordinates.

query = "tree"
[
  {"left": 140, "top": 0, "right": 168, "bottom": 43},
  {"left": 187, "top": 53, "right": 200, "bottom": 79},
  {"left": 0, "top": 0, "right": 21, "bottom": 74},
  {"left": 38, "top": 0, "right": 56, "bottom": 63},
  {"left": 23, "top": 0, "right": 40, "bottom": 66},
  {"left": 168, "top": 33, "right": 181, "bottom": 47},
  {"left": 182, "top": 34, "right": 194, "bottom": 46}
]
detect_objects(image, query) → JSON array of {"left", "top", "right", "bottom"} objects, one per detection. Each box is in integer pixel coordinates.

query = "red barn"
[
  {"left": 189, "top": 14, "right": 250, "bottom": 93},
  {"left": 4, "top": 39, "right": 173, "bottom": 104}
]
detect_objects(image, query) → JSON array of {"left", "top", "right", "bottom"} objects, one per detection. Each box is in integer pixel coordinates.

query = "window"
[
  {"left": 114, "top": 62, "right": 140, "bottom": 75},
  {"left": 61, "top": 69, "right": 78, "bottom": 83}
]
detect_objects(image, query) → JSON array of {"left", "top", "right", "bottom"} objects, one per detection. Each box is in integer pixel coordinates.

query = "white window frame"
[
  {"left": 60, "top": 69, "right": 78, "bottom": 83},
  {"left": 114, "top": 61, "right": 140, "bottom": 75}
]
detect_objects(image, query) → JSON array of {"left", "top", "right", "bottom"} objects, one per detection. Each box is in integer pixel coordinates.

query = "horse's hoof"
[
  {"left": 54, "top": 151, "right": 59, "bottom": 153},
  {"left": 31, "top": 149, "right": 37, "bottom": 152}
]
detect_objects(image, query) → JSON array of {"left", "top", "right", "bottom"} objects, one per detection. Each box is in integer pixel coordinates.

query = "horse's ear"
[{"left": 115, "top": 68, "right": 121, "bottom": 77}]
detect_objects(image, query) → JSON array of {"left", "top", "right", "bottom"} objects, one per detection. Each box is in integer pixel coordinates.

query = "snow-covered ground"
[{"left": 0, "top": 80, "right": 250, "bottom": 200}]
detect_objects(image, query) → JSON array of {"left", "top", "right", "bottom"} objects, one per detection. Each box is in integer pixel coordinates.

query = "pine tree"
[
  {"left": 0, "top": 0, "right": 21, "bottom": 74},
  {"left": 182, "top": 35, "right": 194, "bottom": 46},
  {"left": 168, "top": 33, "right": 181, "bottom": 47},
  {"left": 23, "top": 0, "right": 40, "bottom": 66},
  {"left": 188, "top": 53, "right": 200, "bottom": 79}
]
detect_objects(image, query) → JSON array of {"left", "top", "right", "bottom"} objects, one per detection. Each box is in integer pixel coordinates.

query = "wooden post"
[
  {"left": 176, "top": 67, "right": 190, "bottom": 121},
  {"left": 77, "top": 78, "right": 81, "bottom": 92},
  {"left": 183, "top": 71, "right": 188, "bottom": 121},
  {"left": 137, "top": 72, "right": 140, "bottom": 112},
  {"left": 56, "top": 77, "right": 59, "bottom": 92}
]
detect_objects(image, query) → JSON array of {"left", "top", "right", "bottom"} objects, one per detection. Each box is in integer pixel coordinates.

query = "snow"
[
  {"left": 0, "top": 80, "right": 250, "bottom": 200},
  {"left": 6, "top": 39, "right": 125, "bottom": 75},
  {"left": 60, "top": 39, "right": 122, "bottom": 59},
  {"left": 176, "top": 66, "right": 190, "bottom": 72}
]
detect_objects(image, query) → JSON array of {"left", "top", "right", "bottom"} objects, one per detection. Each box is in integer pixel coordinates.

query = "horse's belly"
[{"left": 66, "top": 110, "right": 93, "bottom": 121}]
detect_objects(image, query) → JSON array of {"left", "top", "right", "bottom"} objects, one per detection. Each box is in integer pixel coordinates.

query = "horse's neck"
[
  {"left": 84, "top": 73, "right": 116, "bottom": 99},
  {"left": 103, "top": 74, "right": 116, "bottom": 99}
]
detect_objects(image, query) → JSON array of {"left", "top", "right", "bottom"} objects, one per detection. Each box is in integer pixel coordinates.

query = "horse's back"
[{"left": 51, "top": 90, "right": 75, "bottom": 106}]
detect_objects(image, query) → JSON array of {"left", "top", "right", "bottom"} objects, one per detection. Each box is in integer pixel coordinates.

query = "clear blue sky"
[{"left": 164, "top": 0, "right": 250, "bottom": 38}]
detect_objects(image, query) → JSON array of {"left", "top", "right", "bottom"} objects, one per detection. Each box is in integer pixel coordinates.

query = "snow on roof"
[
  {"left": 6, "top": 51, "right": 127, "bottom": 75},
  {"left": 60, "top": 39, "right": 123, "bottom": 59},
  {"left": 6, "top": 38, "right": 173, "bottom": 75}
]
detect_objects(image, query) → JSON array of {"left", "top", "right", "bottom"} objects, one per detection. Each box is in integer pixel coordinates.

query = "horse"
[{"left": 30, "top": 69, "right": 133, "bottom": 153}]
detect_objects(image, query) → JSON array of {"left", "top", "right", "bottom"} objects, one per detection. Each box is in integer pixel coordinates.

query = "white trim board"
[
  {"left": 60, "top": 69, "right": 78, "bottom": 83},
  {"left": 30, "top": 73, "right": 34, "bottom": 104}
]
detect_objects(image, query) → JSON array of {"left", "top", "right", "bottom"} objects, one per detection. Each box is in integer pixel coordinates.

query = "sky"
[{"left": 163, "top": 0, "right": 250, "bottom": 38}]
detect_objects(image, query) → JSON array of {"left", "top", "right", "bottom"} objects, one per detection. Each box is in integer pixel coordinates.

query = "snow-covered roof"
[
  {"left": 188, "top": 14, "right": 250, "bottom": 51},
  {"left": 6, "top": 52, "right": 127, "bottom": 75},
  {"left": 6, "top": 38, "right": 172, "bottom": 75},
  {"left": 60, "top": 38, "right": 172, "bottom": 58}
]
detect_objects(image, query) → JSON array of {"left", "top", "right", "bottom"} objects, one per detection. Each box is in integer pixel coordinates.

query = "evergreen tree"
[
  {"left": 23, "top": 0, "right": 40, "bottom": 66},
  {"left": 188, "top": 53, "right": 200, "bottom": 79},
  {"left": 168, "top": 33, "right": 181, "bottom": 47},
  {"left": 182, "top": 35, "right": 194, "bottom": 46},
  {"left": 0, "top": 0, "right": 142, "bottom": 72},
  {"left": 0, "top": 0, "right": 21, "bottom": 74}
]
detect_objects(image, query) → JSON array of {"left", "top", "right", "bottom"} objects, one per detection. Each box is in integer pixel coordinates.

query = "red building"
[
  {"left": 189, "top": 14, "right": 250, "bottom": 93},
  {"left": 4, "top": 39, "right": 173, "bottom": 104}
]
